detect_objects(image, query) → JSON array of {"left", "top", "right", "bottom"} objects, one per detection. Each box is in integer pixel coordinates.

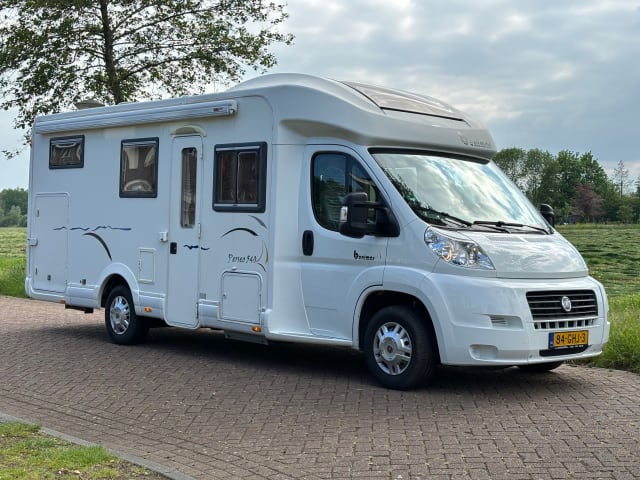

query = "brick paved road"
[{"left": 1, "top": 296, "right": 638, "bottom": 479}]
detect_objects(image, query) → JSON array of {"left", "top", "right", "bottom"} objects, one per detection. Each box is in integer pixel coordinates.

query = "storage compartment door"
[
  {"left": 30, "top": 193, "right": 69, "bottom": 293},
  {"left": 221, "top": 272, "right": 262, "bottom": 325}
]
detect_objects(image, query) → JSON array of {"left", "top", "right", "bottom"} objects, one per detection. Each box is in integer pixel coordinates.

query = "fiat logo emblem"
[{"left": 561, "top": 296, "right": 572, "bottom": 312}]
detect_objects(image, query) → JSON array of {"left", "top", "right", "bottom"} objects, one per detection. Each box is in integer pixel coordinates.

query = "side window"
[
  {"left": 49, "top": 136, "right": 84, "bottom": 169},
  {"left": 213, "top": 142, "right": 267, "bottom": 212},
  {"left": 120, "top": 138, "right": 158, "bottom": 198},
  {"left": 180, "top": 147, "right": 197, "bottom": 228},
  {"left": 312, "top": 153, "right": 379, "bottom": 231}
]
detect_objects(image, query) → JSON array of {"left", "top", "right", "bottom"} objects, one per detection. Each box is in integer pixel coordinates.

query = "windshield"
[{"left": 372, "top": 151, "right": 548, "bottom": 231}]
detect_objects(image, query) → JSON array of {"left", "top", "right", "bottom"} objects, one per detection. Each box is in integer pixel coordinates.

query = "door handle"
[
  {"left": 170, "top": 242, "right": 177, "bottom": 254},
  {"left": 302, "top": 230, "right": 314, "bottom": 256}
]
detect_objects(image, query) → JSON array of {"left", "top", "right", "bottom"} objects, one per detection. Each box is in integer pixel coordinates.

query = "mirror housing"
[
  {"left": 339, "top": 192, "right": 400, "bottom": 238},
  {"left": 540, "top": 203, "right": 555, "bottom": 227}
]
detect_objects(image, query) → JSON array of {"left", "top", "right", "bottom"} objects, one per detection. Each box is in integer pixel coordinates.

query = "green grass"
[
  {"left": 0, "top": 421, "right": 166, "bottom": 479},
  {"left": 0, "top": 227, "right": 27, "bottom": 298},
  {"left": 593, "top": 294, "right": 640, "bottom": 373},
  {"left": 0, "top": 227, "right": 26, "bottom": 258},
  {"left": 557, "top": 223, "right": 640, "bottom": 298},
  {"left": 0, "top": 228, "right": 27, "bottom": 298},
  {"left": 546, "top": 224, "right": 640, "bottom": 373},
  {"left": 0, "top": 257, "right": 26, "bottom": 298}
]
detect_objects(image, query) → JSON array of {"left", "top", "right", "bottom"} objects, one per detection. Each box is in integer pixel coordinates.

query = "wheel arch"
[
  {"left": 356, "top": 290, "right": 441, "bottom": 363},
  {"left": 97, "top": 263, "right": 139, "bottom": 309},
  {"left": 100, "top": 274, "right": 130, "bottom": 308}
]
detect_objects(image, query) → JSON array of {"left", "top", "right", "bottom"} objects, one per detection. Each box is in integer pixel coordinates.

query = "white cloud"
[{"left": 2, "top": 0, "right": 640, "bottom": 190}]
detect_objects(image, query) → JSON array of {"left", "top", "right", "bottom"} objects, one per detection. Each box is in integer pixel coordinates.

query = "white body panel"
[{"left": 26, "top": 73, "right": 609, "bottom": 370}]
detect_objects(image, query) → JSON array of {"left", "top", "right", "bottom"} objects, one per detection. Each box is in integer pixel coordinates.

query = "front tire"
[
  {"left": 364, "top": 305, "right": 437, "bottom": 390},
  {"left": 105, "top": 285, "right": 148, "bottom": 345}
]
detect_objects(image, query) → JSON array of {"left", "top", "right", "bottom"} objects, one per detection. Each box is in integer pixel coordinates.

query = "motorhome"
[{"left": 26, "top": 73, "right": 609, "bottom": 389}]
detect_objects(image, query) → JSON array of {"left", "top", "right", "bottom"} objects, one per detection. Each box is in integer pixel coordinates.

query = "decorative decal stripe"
[
  {"left": 249, "top": 215, "right": 267, "bottom": 229},
  {"left": 221, "top": 227, "right": 258, "bottom": 237},
  {"left": 54, "top": 225, "right": 132, "bottom": 232},
  {"left": 183, "top": 245, "right": 211, "bottom": 251},
  {"left": 83, "top": 232, "right": 112, "bottom": 260}
]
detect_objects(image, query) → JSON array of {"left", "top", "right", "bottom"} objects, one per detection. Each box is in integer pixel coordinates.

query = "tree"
[
  {"left": 0, "top": 188, "right": 27, "bottom": 215},
  {"left": 492, "top": 147, "right": 527, "bottom": 189},
  {"left": 570, "top": 184, "right": 605, "bottom": 222},
  {"left": 0, "top": 0, "right": 293, "bottom": 132},
  {"left": 0, "top": 188, "right": 27, "bottom": 226},
  {"left": 611, "top": 160, "right": 631, "bottom": 197},
  {"left": 617, "top": 202, "right": 634, "bottom": 224}
]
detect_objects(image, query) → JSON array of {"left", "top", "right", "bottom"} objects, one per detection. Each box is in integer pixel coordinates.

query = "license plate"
[{"left": 548, "top": 330, "right": 589, "bottom": 348}]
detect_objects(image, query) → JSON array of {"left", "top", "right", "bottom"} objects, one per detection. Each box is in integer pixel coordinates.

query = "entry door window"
[{"left": 181, "top": 148, "right": 197, "bottom": 228}]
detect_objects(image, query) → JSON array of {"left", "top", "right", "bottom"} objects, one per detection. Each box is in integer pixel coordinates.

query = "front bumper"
[{"left": 419, "top": 273, "right": 610, "bottom": 366}]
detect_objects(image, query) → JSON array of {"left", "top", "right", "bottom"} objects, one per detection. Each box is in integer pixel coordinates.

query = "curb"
[{"left": 0, "top": 411, "right": 196, "bottom": 480}]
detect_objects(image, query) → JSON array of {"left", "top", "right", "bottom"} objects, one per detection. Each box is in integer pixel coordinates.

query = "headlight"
[{"left": 424, "top": 227, "right": 495, "bottom": 270}]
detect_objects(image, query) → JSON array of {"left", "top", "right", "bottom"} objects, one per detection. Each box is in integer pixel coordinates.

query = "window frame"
[
  {"left": 180, "top": 147, "right": 198, "bottom": 228},
  {"left": 119, "top": 137, "right": 159, "bottom": 198},
  {"left": 212, "top": 142, "right": 267, "bottom": 212},
  {"left": 49, "top": 135, "right": 85, "bottom": 169},
  {"left": 311, "top": 152, "right": 381, "bottom": 232}
]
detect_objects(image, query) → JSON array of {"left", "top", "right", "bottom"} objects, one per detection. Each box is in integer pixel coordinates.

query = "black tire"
[
  {"left": 518, "top": 361, "right": 564, "bottom": 373},
  {"left": 104, "top": 285, "right": 149, "bottom": 345},
  {"left": 364, "top": 305, "right": 437, "bottom": 390}
]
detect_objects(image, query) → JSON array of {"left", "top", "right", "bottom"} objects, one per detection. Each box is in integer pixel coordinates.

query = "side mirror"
[
  {"left": 540, "top": 203, "right": 555, "bottom": 227},
  {"left": 339, "top": 192, "right": 400, "bottom": 238}
]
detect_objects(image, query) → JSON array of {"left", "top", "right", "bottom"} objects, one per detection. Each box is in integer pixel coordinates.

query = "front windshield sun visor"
[{"left": 371, "top": 149, "right": 550, "bottom": 234}]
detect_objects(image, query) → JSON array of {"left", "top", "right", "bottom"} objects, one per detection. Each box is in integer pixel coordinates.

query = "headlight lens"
[{"left": 424, "top": 227, "right": 495, "bottom": 270}]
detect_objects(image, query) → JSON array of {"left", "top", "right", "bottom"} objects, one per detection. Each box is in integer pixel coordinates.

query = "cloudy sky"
[{"left": 2, "top": 0, "right": 639, "bottom": 190}]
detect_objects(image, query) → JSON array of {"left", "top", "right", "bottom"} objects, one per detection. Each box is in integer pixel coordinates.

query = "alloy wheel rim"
[
  {"left": 373, "top": 321, "right": 412, "bottom": 375},
  {"left": 109, "top": 295, "right": 131, "bottom": 335}
]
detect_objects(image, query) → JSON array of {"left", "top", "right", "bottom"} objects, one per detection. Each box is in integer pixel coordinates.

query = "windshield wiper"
[
  {"left": 413, "top": 206, "right": 472, "bottom": 227},
  {"left": 473, "top": 220, "right": 549, "bottom": 234}
]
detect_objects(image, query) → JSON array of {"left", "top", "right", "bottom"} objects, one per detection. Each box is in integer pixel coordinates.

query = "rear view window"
[
  {"left": 120, "top": 138, "right": 158, "bottom": 198},
  {"left": 49, "top": 136, "right": 84, "bottom": 169}
]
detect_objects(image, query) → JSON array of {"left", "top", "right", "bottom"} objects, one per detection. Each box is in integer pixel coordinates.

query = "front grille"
[{"left": 527, "top": 290, "right": 598, "bottom": 330}]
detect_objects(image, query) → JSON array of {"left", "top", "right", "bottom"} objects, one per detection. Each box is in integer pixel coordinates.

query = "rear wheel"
[
  {"left": 518, "top": 361, "right": 564, "bottom": 372},
  {"left": 364, "top": 305, "right": 437, "bottom": 390},
  {"left": 105, "top": 285, "right": 148, "bottom": 345}
]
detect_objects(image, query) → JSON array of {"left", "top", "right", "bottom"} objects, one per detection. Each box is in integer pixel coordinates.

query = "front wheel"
[
  {"left": 105, "top": 285, "right": 148, "bottom": 345},
  {"left": 364, "top": 305, "right": 438, "bottom": 390}
]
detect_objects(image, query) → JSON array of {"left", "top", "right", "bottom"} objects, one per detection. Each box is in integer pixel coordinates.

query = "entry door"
[
  {"left": 166, "top": 136, "right": 203, "bottom": 327},
  {"left": 299, "top": 147, "right": 387, "bottom": 340}
]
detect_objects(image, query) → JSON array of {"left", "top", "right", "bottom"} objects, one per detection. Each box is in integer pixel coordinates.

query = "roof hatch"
[{"left": 340, "top": 81, "right": 464, "bottom": 121}]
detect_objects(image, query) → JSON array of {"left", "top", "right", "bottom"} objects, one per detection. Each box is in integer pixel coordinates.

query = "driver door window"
[{"left": 312, "top": 153, "right": 379, "bottom": 231}]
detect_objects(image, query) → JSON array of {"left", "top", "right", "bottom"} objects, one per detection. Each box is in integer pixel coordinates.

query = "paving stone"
[{"left": 1, "top": 295, "right": 639, "bottom": 480}]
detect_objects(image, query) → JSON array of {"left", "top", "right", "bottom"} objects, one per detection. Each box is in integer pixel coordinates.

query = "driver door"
[{"left": 299, "top": 147, "right": 387, "bottom": 340}]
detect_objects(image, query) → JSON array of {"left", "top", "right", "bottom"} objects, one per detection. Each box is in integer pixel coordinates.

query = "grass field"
[
  {"left": 0, "top": 227, "right": 26, "bottom": 298},
  {"left": 0, "top": 225, "right": 639, "bottom": 372},
  {"left": 556, "top": 223, "right": 640, "bottom": 298}
]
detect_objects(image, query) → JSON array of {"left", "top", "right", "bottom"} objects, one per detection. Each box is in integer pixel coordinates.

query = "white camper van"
[{"left": 26, "top": 74, "right": 609, "bottom": 389}]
